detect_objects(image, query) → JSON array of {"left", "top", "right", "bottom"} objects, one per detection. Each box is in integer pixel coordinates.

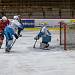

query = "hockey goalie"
[{"left": 34, "top": 22, "right": 51, "bottom": 50}]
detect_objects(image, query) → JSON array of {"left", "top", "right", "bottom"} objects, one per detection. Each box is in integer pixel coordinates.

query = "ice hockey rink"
[{"left": 0, "top": 30, "right": 75, "bottom": 75}]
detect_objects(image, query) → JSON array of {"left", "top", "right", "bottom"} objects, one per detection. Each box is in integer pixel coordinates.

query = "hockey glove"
[
  {"left": 14, "top": 34, "right": 19, "bottom": 39},
  {"left": 0, "top": 31, "right": 4, "bottom": 36}
]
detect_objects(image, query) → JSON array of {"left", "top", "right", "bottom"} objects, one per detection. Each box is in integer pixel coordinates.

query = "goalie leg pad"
[{"left": 40, "top": 42, "right": 49, "bottom": 49}]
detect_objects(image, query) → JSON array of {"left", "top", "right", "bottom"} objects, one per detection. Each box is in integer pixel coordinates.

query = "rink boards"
[{"left": 24, "top": 28, "right": 63, "bottom": 31}]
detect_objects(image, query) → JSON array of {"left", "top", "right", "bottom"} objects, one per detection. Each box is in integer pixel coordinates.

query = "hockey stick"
[
  {"left": 10, "top": 39, "right": 16, "bottom": 49},
  {"left": 10, "top": 33, "right": 21, "bottom": 49},
  {"left": 33, "top": 40, "right": 37, "bottom": 48}
]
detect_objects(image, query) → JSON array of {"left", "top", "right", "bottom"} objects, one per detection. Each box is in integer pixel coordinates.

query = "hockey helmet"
[
  {"left": 13, "top": 16, "right": 19, "bottom": 20},
  {"left": 2, "top": 16, "right": 7, "bottom": 21}
]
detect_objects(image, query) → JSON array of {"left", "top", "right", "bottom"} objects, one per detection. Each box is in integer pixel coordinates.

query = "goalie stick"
[{"left": 33, "top": 40, "right": 37, "bottom": 48}]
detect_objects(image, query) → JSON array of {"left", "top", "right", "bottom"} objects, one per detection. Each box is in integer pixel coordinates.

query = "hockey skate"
[
  {"left": 5, "top": 47, "right": 11, "bottom": 53},
  {"left": 0, "top": 45, "right": 1, "bottom": 49},
  {"left": 18, "top": 34, "right": 22, "bottom": 37}
]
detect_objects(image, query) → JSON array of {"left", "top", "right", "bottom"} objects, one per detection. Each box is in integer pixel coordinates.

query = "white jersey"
[
  {"left": 41, "top": 26, "right": 50, "bottom": 35},
  {"left": 8, "top": 19, "right": 21, "bottom": 32}
]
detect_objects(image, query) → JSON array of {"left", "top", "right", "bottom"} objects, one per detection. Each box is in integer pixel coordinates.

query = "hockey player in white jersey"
[
  {"left": 4, "top": 16, "right": 23, "bottom": 52},
  {"left": 14, "top": 15, "right": 24, "bottom": 37},
  {"left": 34, "top": 22, "right": 51, "bottom": 49}
]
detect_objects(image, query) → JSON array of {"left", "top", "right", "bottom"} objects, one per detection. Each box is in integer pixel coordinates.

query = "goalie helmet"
[{"left": 41, "top": 22, "right": 48, "bottom": 27}]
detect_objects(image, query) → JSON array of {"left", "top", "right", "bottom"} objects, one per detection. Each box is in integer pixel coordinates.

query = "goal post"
[
  {"left": 60, "top": 22, "right": 67, "bottom": 50},
  {"left": 60, "top": 20, "right": 75, "bottom": 50}
]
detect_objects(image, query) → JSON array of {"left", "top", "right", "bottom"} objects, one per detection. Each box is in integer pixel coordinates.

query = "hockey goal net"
[{"left": 60, "top": 21, "right": 75, "bottom": 50}]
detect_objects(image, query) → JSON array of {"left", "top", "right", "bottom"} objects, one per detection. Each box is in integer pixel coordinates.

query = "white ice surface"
[{"left": 0, "top": 31, "right": 75, "bottom": 75}]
